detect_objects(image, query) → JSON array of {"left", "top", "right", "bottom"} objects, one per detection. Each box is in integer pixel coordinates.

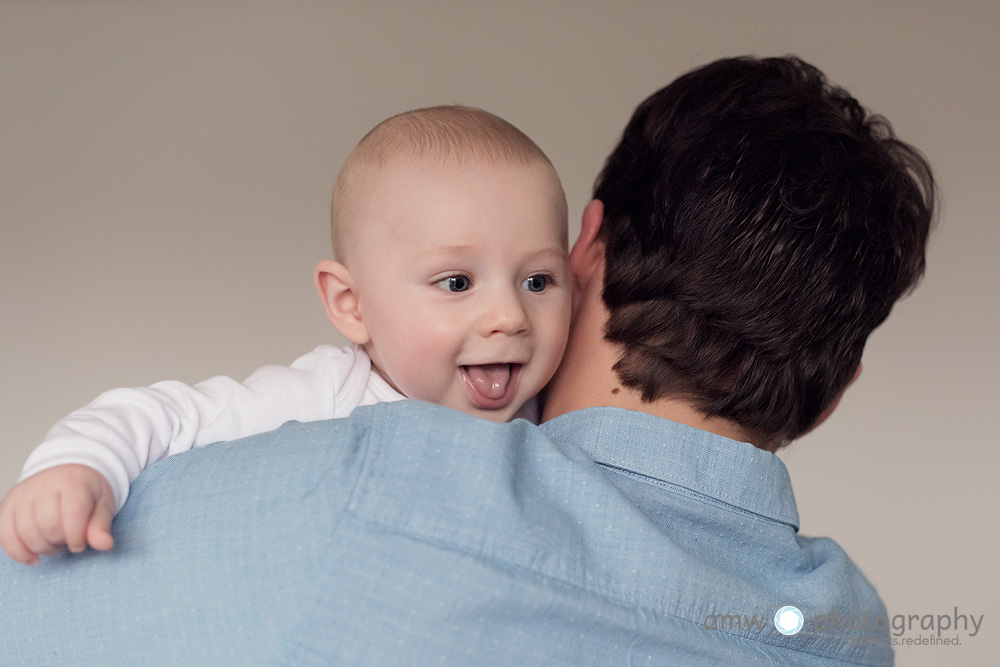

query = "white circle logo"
[{"left": 774, "top": 605, "right": 804, "bottom": 635}]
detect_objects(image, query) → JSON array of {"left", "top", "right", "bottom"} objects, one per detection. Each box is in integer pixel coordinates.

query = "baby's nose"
[{"left": 483, "top": 291, "right": 529, "bottom": 337}]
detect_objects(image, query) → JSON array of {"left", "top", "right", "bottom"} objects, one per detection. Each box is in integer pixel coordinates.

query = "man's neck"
[{"left": 542, "top": 289, "right": 762, "bottom": 448}]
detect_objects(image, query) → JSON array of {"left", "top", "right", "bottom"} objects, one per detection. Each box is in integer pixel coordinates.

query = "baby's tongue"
[{"left": 464, "top": 364, "right": 511, "bottom": 399}]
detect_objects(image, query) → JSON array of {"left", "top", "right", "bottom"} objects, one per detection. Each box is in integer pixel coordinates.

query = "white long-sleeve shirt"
[{"left": 20, "top": 344, "right": 405, "bottom": 512}]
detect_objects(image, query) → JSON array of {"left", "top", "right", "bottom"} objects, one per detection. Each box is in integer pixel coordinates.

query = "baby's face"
[{"left": 346, "top": 157, "right": 571, "bottom": 422}]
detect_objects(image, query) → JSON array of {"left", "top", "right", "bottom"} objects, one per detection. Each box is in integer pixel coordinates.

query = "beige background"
[{"left": 2, "top": 1, "right": 997, "bottom": 663}]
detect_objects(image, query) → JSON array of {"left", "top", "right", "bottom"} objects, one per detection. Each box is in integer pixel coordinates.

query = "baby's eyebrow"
[
  {"left": 408, "top": 245, "right": 476, "bottom": 266},
  {"left": 416, "top": 244, "right": 475, "bottom": 259},
  {"left": 529, "top": 247, "right": 569, "bottom": 262},
  {"left": 411, "top": 244, "right": 568, "bottom": 265}
]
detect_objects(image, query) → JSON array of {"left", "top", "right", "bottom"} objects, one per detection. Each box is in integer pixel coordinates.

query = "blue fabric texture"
[{"left": 0, "top": 401, "right": 891, "bottom": 665}]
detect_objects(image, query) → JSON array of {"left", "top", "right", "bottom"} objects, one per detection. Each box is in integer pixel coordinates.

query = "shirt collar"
[{"left": 542, "top": 407, "right": 800, "bottom": 530}]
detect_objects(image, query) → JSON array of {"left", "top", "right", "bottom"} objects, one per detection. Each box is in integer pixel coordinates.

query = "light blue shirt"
[{"left": 0, "top": 401, "right": 891, "bottom": 665}]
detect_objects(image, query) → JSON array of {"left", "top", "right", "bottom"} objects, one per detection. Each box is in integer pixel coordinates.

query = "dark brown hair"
[{"left": 594, "top": 56, "right": 935, "bottom": 446}]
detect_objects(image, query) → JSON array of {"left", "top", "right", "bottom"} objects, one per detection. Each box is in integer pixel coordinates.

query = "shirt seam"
[{"left": 595, "top": 461, "right": 796, "bottom": 529}]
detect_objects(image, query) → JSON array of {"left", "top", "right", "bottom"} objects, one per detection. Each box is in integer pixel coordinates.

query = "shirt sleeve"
[{"left": 18, "top": 344, "right": 369, "bottom": 512}]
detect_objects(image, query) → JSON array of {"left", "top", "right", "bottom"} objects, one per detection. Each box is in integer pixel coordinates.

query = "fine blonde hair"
[{"left": 330, "top": 105, "right": 566, "bottom": 260}]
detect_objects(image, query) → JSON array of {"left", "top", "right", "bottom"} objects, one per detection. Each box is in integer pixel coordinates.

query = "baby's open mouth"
[{"left": 461, "top": 363, "right": 522, "bottom": 408}]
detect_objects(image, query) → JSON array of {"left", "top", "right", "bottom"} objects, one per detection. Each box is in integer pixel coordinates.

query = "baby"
[{"left": 0, "top": 105, "right": 572, "bottom": 565}]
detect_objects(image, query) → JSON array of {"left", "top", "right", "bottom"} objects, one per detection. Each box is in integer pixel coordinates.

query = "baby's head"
[{"left": 315, "top": 106, "right": 571, "bottom": 422}]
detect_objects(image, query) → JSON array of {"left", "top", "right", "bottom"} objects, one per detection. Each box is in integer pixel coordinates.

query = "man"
[{"left": 0, "top": 56, "right": 932, "bottom": 666}]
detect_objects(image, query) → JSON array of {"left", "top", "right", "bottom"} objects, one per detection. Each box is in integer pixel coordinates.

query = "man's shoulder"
[
  {"left": 349, "top": 400, "right": 595, "bottom": 521},
  {"left": 310, "top": 403, "right": 896, "bottom": 665},
  {"left": 0, "top": 401, "right": 894, "bottom": 665}
]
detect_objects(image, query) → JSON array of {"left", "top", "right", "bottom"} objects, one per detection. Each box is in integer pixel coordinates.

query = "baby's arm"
[{"left": 0, "top": 345, "right": 372, "bottom": 564}]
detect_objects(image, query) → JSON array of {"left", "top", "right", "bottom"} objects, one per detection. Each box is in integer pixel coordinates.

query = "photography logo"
[{"left": 774, "top": 605, "right": 805, "bottom": 636}]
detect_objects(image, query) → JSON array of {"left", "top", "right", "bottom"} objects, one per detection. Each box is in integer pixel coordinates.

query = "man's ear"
[
  {"left": 569, "top": 200, "right": 607, "bottom": 312},
  {"left": 314, "top": 260, "right": 370, "bottom": 345}
]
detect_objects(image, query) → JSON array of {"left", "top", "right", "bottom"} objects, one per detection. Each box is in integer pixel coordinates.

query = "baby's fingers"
[
  {"left": 55, "top": 472, "right": 114, "bottom": 553},
  {"left": 27, "top": 495, "right": 71, "bottom": 556},
  {"left": 60, "top": 491, "right": 94, "bottom": 554},
  {"left": 0, "top": 465, "right": 116, "bottom": 564},
  {"left": 33, "top": 492, "right": 67, "bottom": 544},
  {"left": 85, "top": 500, "right": 114, "bottom": 552},
  {"left": 0, "top": 503, "right": 39, "bottom": 565}
]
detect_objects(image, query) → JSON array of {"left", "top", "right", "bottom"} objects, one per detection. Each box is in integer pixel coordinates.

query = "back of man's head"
[{"left": 594, "top": 55, "right": 934, "bottom": 447}]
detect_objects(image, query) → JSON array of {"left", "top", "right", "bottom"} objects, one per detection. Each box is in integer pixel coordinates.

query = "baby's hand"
[{"left": 0, "top": 464, "right": 115, "bottom": 565}]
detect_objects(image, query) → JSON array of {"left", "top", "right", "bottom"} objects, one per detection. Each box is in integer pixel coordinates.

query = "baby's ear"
[{"left": 314, "top": 260, "right": 370, "bottom": 344}]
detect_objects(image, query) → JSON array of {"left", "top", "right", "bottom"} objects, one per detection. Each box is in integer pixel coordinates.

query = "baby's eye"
[
  {"left": 435, "top": 275, "right": 472, "bottom": 293},
  {"left": 522, "top": 274, "right": 549, "bottom": 293}
]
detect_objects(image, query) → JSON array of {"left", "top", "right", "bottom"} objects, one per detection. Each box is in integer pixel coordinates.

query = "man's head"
[
  {"left": 586, "top": 56, "right": 934, "bottom": 447},
  {"left": 315, "top": 106, "right": 571, "bottom": 422}
]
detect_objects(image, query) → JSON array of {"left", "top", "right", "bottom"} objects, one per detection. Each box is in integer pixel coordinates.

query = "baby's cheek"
[
  {"left": 540, "top": 314, "right": 571, "bottom": 355},
  {"left": 386, "top": 352, "right": 450, "bottom": 402}
]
